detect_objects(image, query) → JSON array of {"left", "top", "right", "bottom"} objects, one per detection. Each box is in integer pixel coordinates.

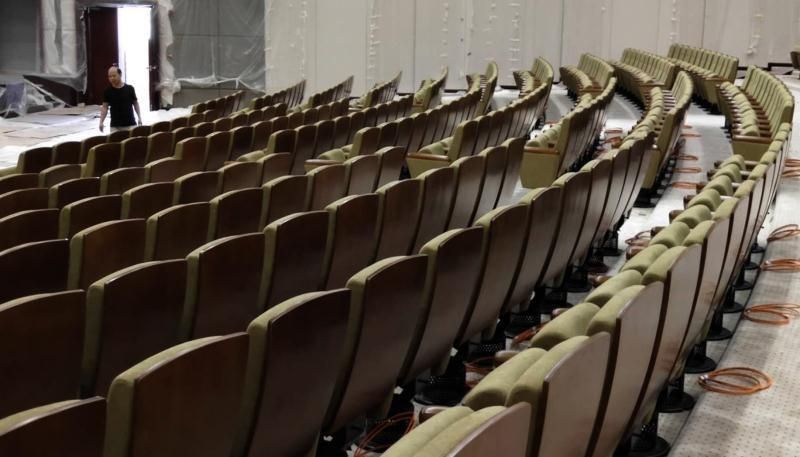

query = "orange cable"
[
  {"left": 699, "top": 367, "right": 773, "bottom": 395},
  {"left": 760, "top": 258, "right": 800, "bottom": 272},
  {"left": 625, "top": 230, "right": 652, "bottom": 246},
  {"left": 743, "top": 304, "right": 800, "bottom": 326},
  {"left": 671, "top": 181, "right": 699, "bottom": 189},
  {"left": 353, "top": 412, "right": 416, "bottom": 457},
  {"left": 677, "top": 154, "right": 699, "bottom": 161},
  {"left": 675, "top": 166, "right": 703, "bottom": 174},
  {"left": 767, "top": 224, "right": 800, "bottom": 242}
]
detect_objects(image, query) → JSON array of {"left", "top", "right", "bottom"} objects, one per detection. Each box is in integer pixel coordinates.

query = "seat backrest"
[
  {"left": 205, "top": 131, "right": 232, "bottom": 171},
  {"left": 539, "top": 171, "right": 592, "bottom": 284},
  {"left": 0, "top": 208, "right": 59, "bottom": 252},
  {"left": 290, "top": 124, "right": 319, "bottom": 175},
  {"left": 629, "top": 245, "right": 701, "bottom": 431},
  {"left": 259, "top": 175, "right": 309, "bottom": 228},
  {"left": 306, "top": 163, "right": 346, "bottom": 211},
  {"left": 374, "top": 179, "right": 422, "bottom": 260},
  {"left": 229, "top": 125, "right": 255, "bottom": 160},
  {"left": 447, "top": 155, "right": 485, "bottom": 230},
  {"left": 456, "top": 205, "right": 527, "bottom": 345},
  {"left": 584, "top": 283, "right": 662, "bottom": 457},
  {"left": 345, "top": 154, "right": 380, "bottom": 195},
  {"left": 120, "top": 137, "right": 148, "bottom": 168},
  {"left": 258, "top": 211, "right": 330, "bottom": 309},
  {"left": 80, "top": 136, "right": 106, "bottom": 163},
  {"left": 472, "top": 146, "right": 507, "bottom": 222},
  {"left": 48, "top": 177, "right": 101, "bottom": 209},
  {"left": 258, "top": 152, "right": 292, "bottom": 185},
  {"left": 0, "top": 290, "right": 85, "bottom": 418},
  {"left": 504, "top": 187, "right": 563, "bottom": 310},
  {"left": 496, "top": 138, "right": 524, "bottom": 207},
  {"left": 0, "top": 187, "right": 48, "bottom": 219},
  {"left": 173, "top": 171, "right": 221, "bottom": 204},
  {"left": 233, "top": 290, "right": 350, "bottom": 457},
  {"left": 103, "top": 333, "right": 248, "bottom": 457},
  {"left": 375, "top": 146, "right": 406, "bottom": 189},
  {"left": 0, "top": 239, "right": 69, "bottom": 303},
  {"left": 58, "top": 194, "right": 122, "bottom": 238},
  {"left": 219, "top": 161, "right": 260, "bottom": 192},
  {"left": 52, "top": 141, "right": 82, "bottom": 166},
  {"left": 175, "top": 137, "right": 210, "bottom": 174},
  {"left": 526, "top": 334, "right": 611, "bottom": 457},
  {"left": 121, "top": 182, "right": 174, "bottom": 219},
  {"left": 145, "top": 132, "right": 174, "bottom": 163},
  {"left": 0, "top": 397, "right": 105, "bottom": 457},
  {"left": 67, "top": 219, "right": 146, "bottom": 290},
  {"left": 322, "top": 194, "right": 380, "bottom": 289},
  {"left": 572, "top": 159, "right": 612, "bottom": 263},
  {"left": 0, "top": 173, "right": 39, "bottom": 197},
  {"left": 18, "top": 146, "right": 54, "bottom": 173},
  {"left": 101, "top": 167, "right": 146, "bottom": 195},
  {"left": 399, "top": 227, "right": 485, "bottom": 384},
  {"left": 413, "top": 166, "right": 456, "bottom": 252},
  {"left": 184, "top": 233, "right": 264, "bottom": 339},
  {"left": 82, "top": 259, "right": 187, "bottom": 396},
  {"left": 323, "top": 255, "right": 428, "bottom": 434},
  {"left": 208, "top": 188, "right": 262, "bottom": 239},
  {"left": 144, "top": 202, "right": 210, "bottom": 260}
]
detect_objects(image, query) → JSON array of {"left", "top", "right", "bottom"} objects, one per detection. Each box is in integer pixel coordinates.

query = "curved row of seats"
[
  {"left": 248, "top": 79, "right": 307, "bottom": 110},
  {"left": 610, "top": 48, "right": 678, "bottom": 105},
  {"left": 412, "top": 66, "right": 448, "bottom": 114},
  {"left": 288, "top": 76, "right": 354, "bottom": 112},
  {"left": 718, "top": 66, "right": 794, "bottom": 161},
  {"left": 0, "top": 123, "right": 657, "bottom": 456},
  {"left": 667, "top": 44, "right": 738, "bottom": 108},
  {"left": 466, "top": 61, "right": 500, "bottom": 116},
  {"left": 629, "top": 71, "right": 694, "bottom": 205},
  {"left": 386, "top": 116, "right": 792, "bottom": 457},
  {"left": 520, "top": 76, "right": 616, "bottom": 189},
  {"left": 513, "top": 57, "right": 554, "bottom": 101},
  {"left": 405, "top": 79, "right": 550, "bottom": 178},
  {"left": 350, "top": 72, "right": 402, "bottom": 111},
  {"left": 190, "top": 90, "right": 246, "bottom": 118},
  {"left": 560, "top": 53, "right": 615, "bottom": 98}
]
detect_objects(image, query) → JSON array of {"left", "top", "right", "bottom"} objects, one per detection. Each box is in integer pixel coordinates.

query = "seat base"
[
  {"left": 659, "top": 388, "right": 695, "bottom": 413},
  {"left": 504, "top": 310, "right": 542, "bottom": 338},
  {"left": 627, "top": 434, "right": 671, "bottom": 457},
  {"left": 706, "top": 325, "right": 733, "bottom": 341},
  {"left": 685, "top": 342, "right": 718, "bottom": 374},
  {"left": 722, "top": 300, "right": 745, "bottom": 314}
]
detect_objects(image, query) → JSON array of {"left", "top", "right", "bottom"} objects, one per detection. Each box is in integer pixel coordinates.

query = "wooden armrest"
[
  {"left": 640, "top": 82, "right": 664, "bottom": 88},
  {"left": 406, "top": 153, "right": 449, "bottom": 162},
  {"left": 523, "top": 146, "right": 559, "bottom": 155},
  {"left": 706, "top": 76, "right": 729, "bottom": 82}
]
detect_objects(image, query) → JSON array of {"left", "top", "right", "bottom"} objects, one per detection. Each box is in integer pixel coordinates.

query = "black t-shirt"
[{"left": 103, "top": 84, "right": 138, "bottom": 127}]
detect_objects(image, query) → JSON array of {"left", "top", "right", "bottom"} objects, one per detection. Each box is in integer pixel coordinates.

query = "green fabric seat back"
[
  {"left": 529, "top": 302, "right": 600, "bottom": 350},
  {"left": 621, "top": 244, "right": 669, "bottom": 274},
  {"left": 463, "top": 348, "right": 547, "bottom": 410},
  {"left": 649, "top": 222, "right": 691, "bottom": 248},
  {"left": 585, "top": 269, "right": 643, "bottom": 305},
  {"left": 687, "top": 189, "right": 722, "bottom": 211},
  {"left": 673, "top": 205, "right": 712, "bottom": 228},
  {"left": 642, "top": 246, "right": 687, "bottom": 284},
  {"left": 704, "top": 175, "right": 733, "bottom": 197},
  {"left": 382, "top": 407, "right": 474, "bottom": 457}
]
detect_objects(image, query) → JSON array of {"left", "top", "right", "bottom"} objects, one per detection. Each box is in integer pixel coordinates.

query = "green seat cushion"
[
  {"left": 586, "top": 285, "right": 647, "bottom": 336},
  {"left": 529, "top": 302, "right": 600, "bottom": 350},
  {"left": 733, "top": 180, "right": 754, "bottom": 198},
  {"left": 415, "top": 407, "right": 506, "bottom": 457},
  {"left": 683, "top": 220, "right": 715, "bottom": 247},
  {"left": 687, "top": 189, "right": 722, "bottom": 211},
  {"left": 649, "top": 222, "right": 691, "bottom": 248},
  {"left": 642, "top": 246, "right": 687, "bottom": 284},
  {"left": 673, "top": 205, "right": 712, "bottom": 228},
  {"left": 463, "top": 348, "right": 547, "bottom": 410},
  {"left": 621, "top": 244, "right": 669, "bottom": 275},
  {"left": 317, "top": 148, "right": 347, "bottom": 162},
  {"left": 585, "top": 270, "right": 643, "bottom": 306},
  {"left": 382, "top": 406, "right": 474, "bottom": 457}
]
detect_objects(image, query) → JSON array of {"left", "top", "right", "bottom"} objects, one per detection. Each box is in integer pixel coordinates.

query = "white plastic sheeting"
[{"left": 6, "top": 0, "right": 265, "bottom": 111}]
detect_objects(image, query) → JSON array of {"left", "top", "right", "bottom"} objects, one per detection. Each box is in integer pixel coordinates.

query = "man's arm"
[
  {"left": 133, "top": 100, "right": 142, "bottom": 125},
  {"left": 99, "top": 103, "right": 109, "bottom": 132}
]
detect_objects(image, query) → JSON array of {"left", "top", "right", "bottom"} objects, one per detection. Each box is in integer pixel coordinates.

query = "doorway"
[{"left": 84, "top": 3, "right": 159, "bottom": 111}]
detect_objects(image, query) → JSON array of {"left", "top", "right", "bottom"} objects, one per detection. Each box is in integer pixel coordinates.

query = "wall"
[
  {"left": 264, "top": 0, "right": 800, "bottom": 97},
  {"left": 0, "top": 1, "right": 39, "bottom": 73}
]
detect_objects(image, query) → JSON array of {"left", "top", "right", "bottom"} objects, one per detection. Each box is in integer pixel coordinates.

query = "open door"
[
  {"left": 149, "top": 9, "right": 160, "bottom": 111},
  {"left": 83, "top": 6, "right": 119, "bottom": 106}
]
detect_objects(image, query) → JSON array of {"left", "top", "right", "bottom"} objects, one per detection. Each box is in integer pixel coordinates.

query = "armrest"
[
  {"left": 406, "top": 153, "right": 449, "bottom": 162},
  {"left": 523, "top": 146, "right": 559, "bottom": 155},
  {"left": 640, "top": 82, "right": 664, "bottom": 88},
  {"left": 706, "top": 76, "right": 729, "bottom": 82}
]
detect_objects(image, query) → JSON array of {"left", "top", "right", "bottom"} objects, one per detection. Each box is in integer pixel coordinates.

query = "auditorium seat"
[
  {"left": 67, "top": 219, "right": 146, "bottom": 290},
  {"left": 144, "top": 202, "right": 210, "bottom": 260}
]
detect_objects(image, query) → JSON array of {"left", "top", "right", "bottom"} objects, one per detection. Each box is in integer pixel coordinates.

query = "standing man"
[{"left": 98, "top": 65, "right": 142, "bottom": 132}]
